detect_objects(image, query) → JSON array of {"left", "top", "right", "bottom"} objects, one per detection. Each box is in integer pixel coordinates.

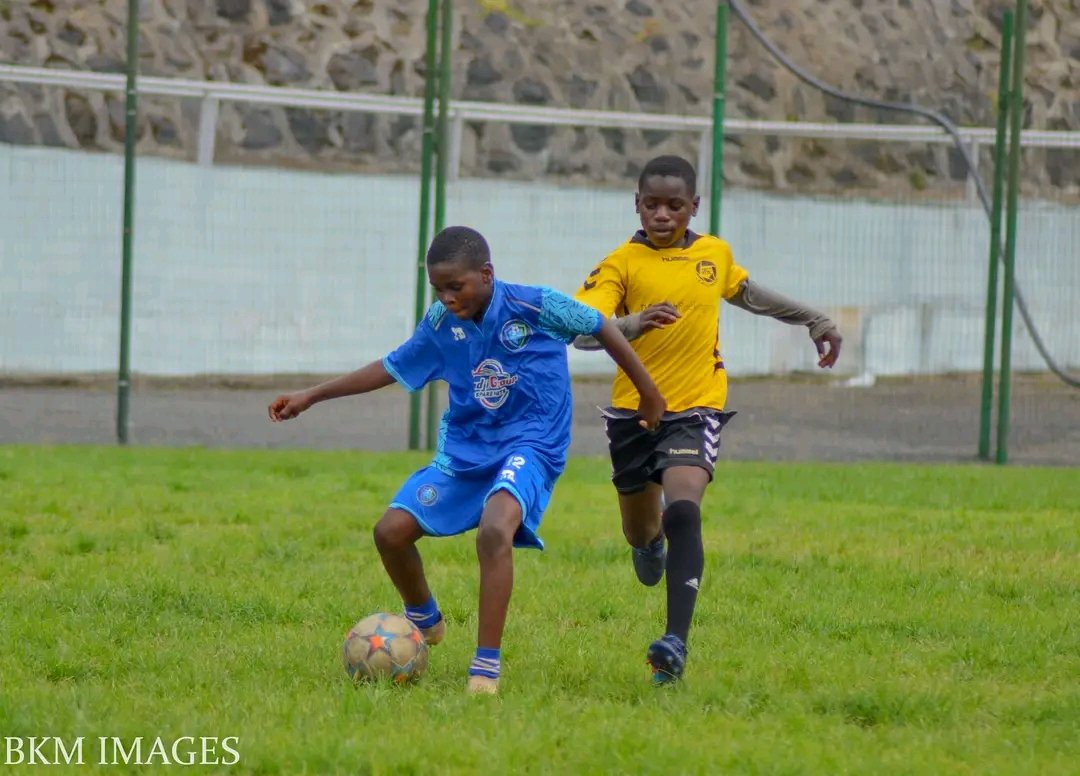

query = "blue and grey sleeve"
[{"left": 538, "top": 287, "right": 604, "bottom": 343}]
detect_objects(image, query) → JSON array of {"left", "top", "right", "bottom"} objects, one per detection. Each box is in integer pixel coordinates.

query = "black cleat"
[
  {"left": 631, "top": 535, "right": 666, "bottom": 586},
  {"left": 646, "top": 633, "right": 688, "bottom": 685}
]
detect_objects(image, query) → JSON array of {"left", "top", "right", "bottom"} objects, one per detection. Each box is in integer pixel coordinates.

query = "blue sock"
[
  {"left": 404, "top": 596, "right": 441, "bottom": 630},
  {"left": 468, "top": 647, "right": 501, "bottom": 679}
]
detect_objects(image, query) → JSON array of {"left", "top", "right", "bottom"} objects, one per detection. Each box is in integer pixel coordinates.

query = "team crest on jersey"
[
  {"left": 472, "top": 358, "right": 519, "bottom": 410},
  {"left": 695, "top": 260, "right": 718, "bottom": 285},
  {"left": 416, "top": 484, "right": 439, "bottom": 506},
  {"left": 499, "top": 319, "right": 532, "bottom": 352}
]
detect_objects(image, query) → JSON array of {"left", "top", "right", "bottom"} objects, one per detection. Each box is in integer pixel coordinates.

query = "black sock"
[{"left": 661, "top": 499, "right": 703, "bottom": 643}]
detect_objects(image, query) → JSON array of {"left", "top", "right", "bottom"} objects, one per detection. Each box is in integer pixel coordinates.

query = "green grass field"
[{"left": 2, "top": 446, "right": 1078, "bottom": 774}]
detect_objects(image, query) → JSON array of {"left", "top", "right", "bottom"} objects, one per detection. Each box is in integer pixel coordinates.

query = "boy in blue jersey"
[{"left": 269, "top": 226, "right": 665, "bottom": 694}]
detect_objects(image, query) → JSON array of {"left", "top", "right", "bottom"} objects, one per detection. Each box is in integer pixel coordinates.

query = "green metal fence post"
[
  {"left": 996, "top": 0, "right": 1029, "bottom": 465},
  {"left": 409, "top": 0, "right": 441, "bottom": 451},
  {"left": 426, "top": 0, "right": 453, "bottom": 451},
  {"left": 710, "top": 1, "right": 728, "bottom": 236},
  {"left": 977, "top": 10, "right": 1014, "bottom": 460},
  {"left": 433, "top": 0, "right": 452, "bottom": 235},
  {"left": 116, "top": 0, "right": 139, "bottom": 444}
]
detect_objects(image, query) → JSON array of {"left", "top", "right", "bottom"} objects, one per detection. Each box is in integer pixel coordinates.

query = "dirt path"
[{"left": 1, "top": 374, "right": 1077, "bottom": 466}]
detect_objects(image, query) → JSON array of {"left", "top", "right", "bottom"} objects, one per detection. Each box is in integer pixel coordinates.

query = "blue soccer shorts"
[{"left": 388, "top": 449, "right": 558, "bottom": 550}]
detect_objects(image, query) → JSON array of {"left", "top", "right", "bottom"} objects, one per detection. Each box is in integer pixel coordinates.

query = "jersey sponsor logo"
[
  {"left": 416, "top": 484, "right": 439, "bottom": 506},
  {"left": 695, "top": 260, "right": 718, "bottom": 285},
  {"left": 668, "top": 447, "right": 699, "bottom": 456},
  {"left": 451, "top": 326, "right": 466, "bottom": 341},
  {"left": 662, "top": 255, "right": 690, "bottom": 262},
  {"left": 582, "top": 266, "right": 601, "bottom": 290},
  {"left": 472, "top": 358, "right": 519, "bottom": 409},
  {"left": 499, "top": 319, "right": 532, "bottom": 352}
]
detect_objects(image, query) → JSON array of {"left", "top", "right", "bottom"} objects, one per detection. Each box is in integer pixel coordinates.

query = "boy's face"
[
  {"left": 635, "top": 174, "right": 700, "bottom": 249},
  {"left": 428, "top": 259, "right": 494, "bottom": 320}
]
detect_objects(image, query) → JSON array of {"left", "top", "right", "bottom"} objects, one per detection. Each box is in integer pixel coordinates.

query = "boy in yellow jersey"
[{"left": 573, "top": 155, "right": 842, "bottom": 684}]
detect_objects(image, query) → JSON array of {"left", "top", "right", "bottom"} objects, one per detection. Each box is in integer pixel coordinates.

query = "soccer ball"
[{"left": 342, "top": 612, "right": 429, "bottom": 684}]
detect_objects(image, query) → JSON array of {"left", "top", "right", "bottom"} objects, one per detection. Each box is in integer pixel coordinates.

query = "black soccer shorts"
[{"left": 604, "top": 410, "right": 736, "bottom": 494}]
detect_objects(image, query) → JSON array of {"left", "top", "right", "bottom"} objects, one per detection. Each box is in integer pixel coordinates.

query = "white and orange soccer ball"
[{"left": 342, "top": 612, "right": 429, "bottom": 684}]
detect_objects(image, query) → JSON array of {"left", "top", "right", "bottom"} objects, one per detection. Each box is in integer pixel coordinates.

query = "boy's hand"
[
  {"left": 268, "top": 390, "right": 315, "bottom": 422},
  {"left": 640, "top": 302, "right": 680, "bottom": 332},
  {"left": 814, "top": 328, "right": 843, "bottom": 368},
  {"left": 636, "top": 388, "right": 666, "bottom": 431}
]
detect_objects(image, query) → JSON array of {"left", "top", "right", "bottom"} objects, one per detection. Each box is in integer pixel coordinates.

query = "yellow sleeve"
[
  {"left": 573, "top": 251, "right": 627, "bottom": 318},
  {"left": 719, "top": 241, "right": 750, "bottom": 300}
]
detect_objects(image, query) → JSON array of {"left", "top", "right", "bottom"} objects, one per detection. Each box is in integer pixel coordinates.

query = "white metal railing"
[{"left": 3, "top": 63, "right": 1079, "bottom": 193}]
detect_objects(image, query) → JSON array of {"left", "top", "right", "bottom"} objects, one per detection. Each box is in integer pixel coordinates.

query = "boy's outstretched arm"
[
  {"left": 572, "top": 302, "right": 680, "bottom": 351},
  {"left": 591, "top": 318, "right": 667, "bottom": 429},
  {"left": 725, "top": 280, "right": 843, "bottom": 368},
  {"left": 268, "top": 360, "right": 396, "bottom": 421}
]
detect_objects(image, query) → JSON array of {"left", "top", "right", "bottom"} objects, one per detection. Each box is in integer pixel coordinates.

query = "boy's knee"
[
  {"left": 373, "top": 510, "right": 418, "bottom": 553},
  {"left": 622, "top": 518, "right": 660, "bottom": 548},
  {"left": 372, "top": 521, "right": 396, "bottom": 553},
  {"left": 475, "top": 522, "right": 513, "bottom": 558},
  {"left": 476, "top": 493, "right": 522, "bottom": 557},
  {"left": 662, "top": 500, "right": 701, "bottom": 538}
]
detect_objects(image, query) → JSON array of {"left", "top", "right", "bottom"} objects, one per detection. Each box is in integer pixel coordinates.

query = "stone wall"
[{"left": 1, "top": 0, "right": 1077, "bottom": 197}]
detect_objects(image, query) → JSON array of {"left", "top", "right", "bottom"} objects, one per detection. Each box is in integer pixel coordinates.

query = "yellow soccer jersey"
[{"left": 575, "top": 231, "right": 749, "bottom": 413}]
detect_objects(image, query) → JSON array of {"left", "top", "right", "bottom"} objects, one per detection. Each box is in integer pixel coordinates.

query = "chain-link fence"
[{"left": 1, "top": 63, "right": 1078, "bottom": 463}]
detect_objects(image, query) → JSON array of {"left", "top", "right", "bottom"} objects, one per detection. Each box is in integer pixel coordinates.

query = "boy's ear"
[
  {"left": 691, "top": 195, "right": 701, "bottom": 216},
  {"left": 481, "top": 262, "right": 495, "bottom": 284},
  {"left": 634, "top": 192, "right": 641, "bottom": 213}
]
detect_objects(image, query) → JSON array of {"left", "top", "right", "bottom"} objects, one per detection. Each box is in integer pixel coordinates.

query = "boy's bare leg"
[
  {"left": 469, "top": 490, "right": 523, "bottom": 694},
  {"left": 372, "top": 508, "right": 430, "bottom": 605},
  {"left": 617, "top": 482, "right": 664, "bottom": 547},
  {"left": 661, "top": 465, "right": 709, "bottom": 508},
  {"left": 618, "top": 483, "right": 667, "bottom": 587},
  {"left": 373, "top": 508, "right": 446, "bottom": 645},
  {"left": 475, "top": 490, "right": 523, "bottom": 648}
]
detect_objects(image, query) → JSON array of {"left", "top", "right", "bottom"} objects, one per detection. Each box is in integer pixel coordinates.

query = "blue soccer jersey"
[{"left": 383, "top": 280, "right": 603, "bottom": 476}]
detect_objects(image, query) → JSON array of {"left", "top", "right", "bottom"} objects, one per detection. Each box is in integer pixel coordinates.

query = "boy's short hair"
[
  {"left": 427, "top": 226, "right": 491, "bottom": 268},
  {"left": 638, "top": 155, "right": 697, "bottom": 195}
]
